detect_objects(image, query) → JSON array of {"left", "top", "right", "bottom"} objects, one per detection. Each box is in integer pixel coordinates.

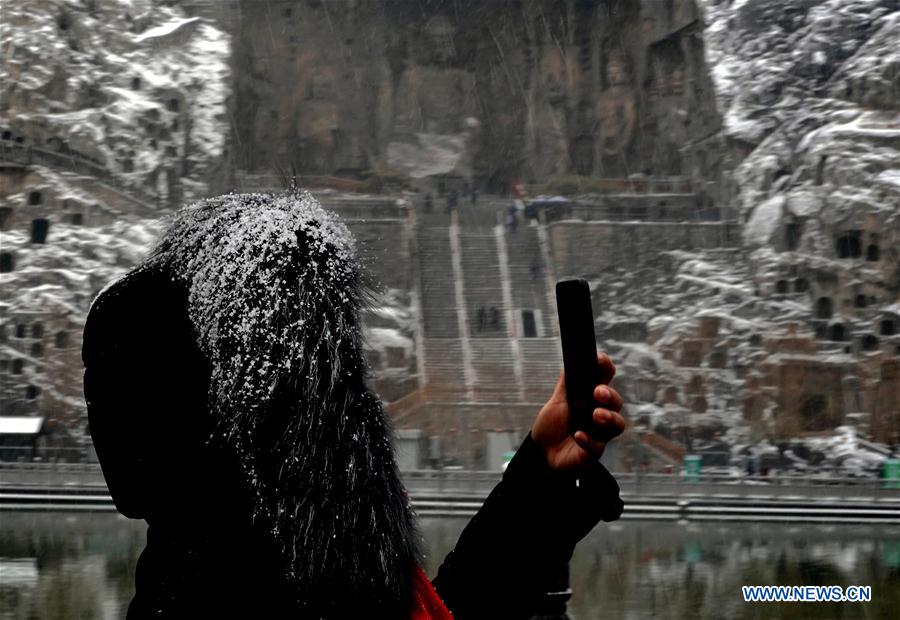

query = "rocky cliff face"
[
  {"left": 700, "top": 0, "right": 898, "bottom": 298},
  {"left": 230, "top": 0, "right": 723, "bottom": 192},
  {"left": 1, "top": 0, "right": 896, "bottom": 468},
  {"left": 534, "top": 0, "right": 899, "bottom": 471},
  {"left": 0, "top": 0, "right": 231, "bottom": 445},
  {"left": 0, "top": 219, "right": 163, "bottom": 444},
  {"left": 703, "top": 0, "right": 898, "bottom": 433},
  {"left": 597, "top": 0, "right": 899, "bottom": 463},
  {"left": 0, "top": 0, "right": 230, "bottom": 202}
]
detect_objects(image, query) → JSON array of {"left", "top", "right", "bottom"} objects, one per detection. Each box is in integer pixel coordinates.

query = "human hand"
[{"left": 531, "top": 352, "right": 625, "bottom": 471}]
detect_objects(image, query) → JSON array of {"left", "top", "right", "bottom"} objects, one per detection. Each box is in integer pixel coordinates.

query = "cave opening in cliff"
[
  {"left": 800, "top": 394, "right": 830, "bottom": 432},
  {"left": 836, "top": 231, "right": 862, "bottom": 258},
  {"left": 829, "top": 323, "right": 845, "bottom": 342},
  {"left": 0, "top": 252, "right": 13, "bottom": 273},
  {"left": 57, "top": 12, "right": 70, "bottom": 32},
  {"left": 30, "top": 218, "right": 49, "bottom": 244},
  {"left": 785, "top": 220, "right": 802, "bottom": 251},
  {"left": 881, "top": 319, "right": 896, "bottom": 336},
  {"left": 28, "top": 191, "right": 42, "bottom": 206},
  {"left": 815, "top": 297, "right": 833, "bottom": 319},
  {"left": 866, "top": 244, "right": 879, "bottom": 262},
  {"left": 860, "top": 334, "right": 879, "bottom": 352}
]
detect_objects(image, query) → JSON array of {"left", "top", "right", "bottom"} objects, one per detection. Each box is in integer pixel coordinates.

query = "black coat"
[{"left": 84, "top": 268, "right": 622, "bottom": 619}]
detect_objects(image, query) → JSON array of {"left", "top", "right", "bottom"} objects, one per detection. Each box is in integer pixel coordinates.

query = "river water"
[{"left": 0, "top": 512, "right": 897, "bottom": 619}]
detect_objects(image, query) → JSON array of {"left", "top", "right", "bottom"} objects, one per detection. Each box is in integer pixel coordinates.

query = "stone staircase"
[
  {"left": 459, "top": 230, "right": 506, "bottom": 337},
  {"left": 393, "top": 202, "right": 568, "bottom": 466},
  {"left": 504, "top": 224, "right": 556, "bottom": 337},
  {"left": 469, "top": 338, "right": 518, "bottom": 401},
  {"left": 422, "top": 337, "right": 466, "bottom": 396},
  {"left": 409, "top": 206, "right": 563, "bottom": 405},
  {"left": 519, "top": 338, "right": 563, "bottom": 400},
  {"left": 417, "top": 213, "right": 458, "bottom": 338}
]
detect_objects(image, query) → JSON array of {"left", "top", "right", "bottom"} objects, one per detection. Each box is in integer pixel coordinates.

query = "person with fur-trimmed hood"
[{"left": 82, "top": 190, "right": 625, "bottom": 619}]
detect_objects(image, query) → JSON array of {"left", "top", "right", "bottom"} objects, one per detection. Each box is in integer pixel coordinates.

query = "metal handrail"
[
  {"left": 0, "top": 461, "right": 101, "bottom": 472},
  {"left": 0, "top": 461, "right": 893, "bottom": 487}
]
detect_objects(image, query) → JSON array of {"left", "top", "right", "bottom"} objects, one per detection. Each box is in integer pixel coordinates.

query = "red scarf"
[{"left": 411, "top": 564, "right": 453, "bottom": 619}]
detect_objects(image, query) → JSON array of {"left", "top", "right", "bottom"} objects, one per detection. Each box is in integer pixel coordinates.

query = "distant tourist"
[
  {"left": 506, "top": 205, "right": 518, "bottom": 233},
  {"left": 446, "top": 189, "right": 458, "bottom": 214}
]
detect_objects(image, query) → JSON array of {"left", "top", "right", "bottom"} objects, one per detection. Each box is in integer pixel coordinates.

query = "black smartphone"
[{"left": 556, "top": 278, "right": 600, "bottom": 436}]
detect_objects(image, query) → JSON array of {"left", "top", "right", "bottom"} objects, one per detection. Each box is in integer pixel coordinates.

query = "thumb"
[{"left": 551, "top": 369, "right": 567, "bottom": 403}]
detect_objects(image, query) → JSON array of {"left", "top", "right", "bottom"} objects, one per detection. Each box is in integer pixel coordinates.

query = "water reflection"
[
  {"left": 1, "top": 513, "right": 897, "bottom": 619},
  {"left": 0, "top": 512, "right": 142, "bottom": 619}
]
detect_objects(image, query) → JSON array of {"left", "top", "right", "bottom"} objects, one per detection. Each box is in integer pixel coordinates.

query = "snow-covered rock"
[{"left": 0, "top": 0, "right": 230, "bottom": 201}]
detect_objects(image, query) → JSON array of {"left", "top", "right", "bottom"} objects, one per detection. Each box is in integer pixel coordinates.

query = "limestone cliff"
[
  {"left": 529, "top": 0, "right": 899, "bottom": 465},
  {"left": 702, "top": 0, "right": 898, "bottom": 436},
  {"left": 699, "top": 0, "right": 898, "bottom": 298},
  {"left": 1, "top": 0, "right": 897, "bottom": 468},
  {"left": 596, "top": 0, "right": 899, "bottom": 458},
  {"left": 0, "top": 0, "right": 230, "bottom": 203},
  {"left": 230, "top": 0, "right": 723, "bottom": 191}
]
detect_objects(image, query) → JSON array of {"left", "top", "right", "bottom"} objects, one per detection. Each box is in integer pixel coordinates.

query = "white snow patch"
[
  {"left": 743, "top": 195, "right": 784, "bottom": 246},
  {"left": 133, "top": 17, "right": 200, "bottom": 42}
]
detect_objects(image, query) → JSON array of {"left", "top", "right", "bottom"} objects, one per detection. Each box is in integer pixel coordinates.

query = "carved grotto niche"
[
  {"left": 815, "top": 297, "right": 833, "bottom": 319},
  {"left": 30, "top": 218, "right": 49, "bottom": 244},
  {"left": 836, "top": 231, "right": 862, "bottom": 258}
]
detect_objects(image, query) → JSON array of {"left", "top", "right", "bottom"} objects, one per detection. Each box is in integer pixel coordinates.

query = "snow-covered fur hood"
[{"left": 129, "top": 191, "right": 420, "bottom": 615}]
